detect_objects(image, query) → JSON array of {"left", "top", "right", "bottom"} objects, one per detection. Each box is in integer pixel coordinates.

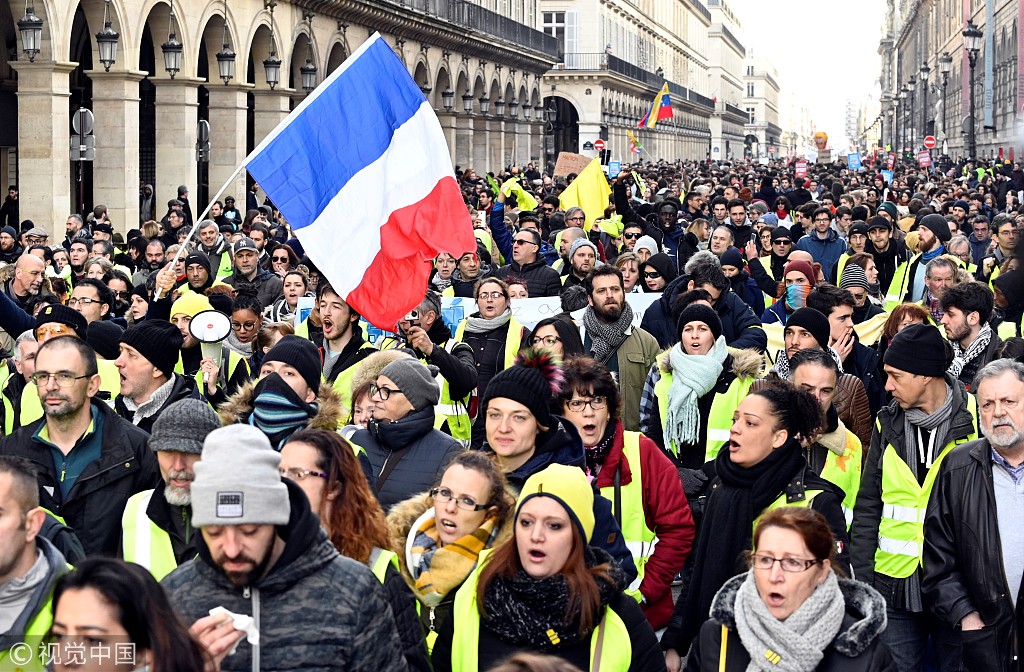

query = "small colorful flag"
[
  {"left": 637, "top": 84, "right": 673, "bottom": 129},
  {"left": 627, "top": 129, "right": 643, "bottom": 155}
]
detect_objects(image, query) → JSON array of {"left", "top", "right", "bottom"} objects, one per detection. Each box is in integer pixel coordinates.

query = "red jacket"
[{"left": 594, "top": 422, "right": 695, "bottom": 629}]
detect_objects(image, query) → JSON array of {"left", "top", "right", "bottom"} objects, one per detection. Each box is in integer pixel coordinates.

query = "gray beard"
[{"left": 164, "top": 484, "right": 191, "bottom": 507}]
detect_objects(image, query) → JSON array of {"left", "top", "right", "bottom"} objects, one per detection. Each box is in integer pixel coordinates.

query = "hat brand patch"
[{"left": 217, "top": 492, "right": 244, "bottom": 518}]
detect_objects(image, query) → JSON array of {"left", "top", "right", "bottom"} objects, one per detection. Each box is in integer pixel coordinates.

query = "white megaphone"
[{"left": 189, "top": 309, "right": 232, "bottom": 385}]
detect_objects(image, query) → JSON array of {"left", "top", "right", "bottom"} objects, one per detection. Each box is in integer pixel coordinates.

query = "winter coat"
[
  {"left": 684, "top": 573, "right": 896, "bottom": 672},
  {"left": 309, "top": 326, "right": 376, "bottom": 383},
  {"left": 969, "top": 233, "right": 991, "bottom": 266},
  {"left": 796, "top": 229, "right": 847, "bottom": 280},
  {"left": 218, "top": 378, "right": 346, "bottom": 433},
  {"left": 954, "top": 332, "right": 1002, "bottom": 392},
  {"left": 582, "top": 322, "right": 660, "bottom": 432},
  {"left": 351, "top": 406, "right": 463, "bottom": 511},
  {"left": 445, "top": 265, "right": 494, "bottom": 298},
  {"left": 594, "top": 422, "right": 695, "bottom": 629},
  {"left": 162, "top": 480, "right": 410, "bottom": 672},
  {"left": 923, "top": 438, "right": 1024, "bottom": 672},
  {"left": 0, "top": 400, "right": 160, "bottom": 556},
  {"left": 113, "top": 373, "right": 203, "bottom": 433},
  {"left": 728, "top": 270, "right": 765, "bottom": 316},
  {"left": 495, "top": 258, "right": 562, "bottom": 298},
  {"left": 841, "top": 340, "right": 884, "bottom": 417},
  {"left": 222, "top": 267, "right": 285, "bottom": 309},
  {"left": 761, "top": 299, "right": 788, "bottom": 325},
  {"left": 867, "top": 240, "right": 910, "bottom": 300}
]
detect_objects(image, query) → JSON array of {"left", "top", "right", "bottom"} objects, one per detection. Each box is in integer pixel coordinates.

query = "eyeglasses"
[
  {"left": 774, "top": 240, "right": 791, "bottom": 246},
  {"left": 566, "top": 216, "right": 586, "bottom": 223},
  {"left": 541, "top": 207, "right": 555, "bottom": 214},
  {"left": 478, "top": 291, "right": 505, "bottom": 300},
  {"left": 430, "top": 487, "right": 491, "bottom": 511},
  {"left": 272, "top": 255, "right": 291, "bottom": 263},
  {"left": 370, "top": 383, "right": 403, "bottom": 400},
  {"left": 643, "top": 271, "right": 661, "bottom": 279},
  {"left": 30, "top": 371, "right": 92, "bottom": 388},
  {"left": 565, "top": 396, "right": 608, "bottom": 412},
  {"left": 531, "top": 335, "right": 562, "bottom": 347},
  {"left": 512, "top": 239, "right": 537, "bottom": 247},
  {"left": 67, "top": 297, "right": 100, "bottom": 307},
  {"left": 623, "top": 232, "right": 641, "bottom": 239},
  {"left": 231, "top": 321, "right": 259, "bottom": 331},
  {"left": 749, "top": 553, "right": 821, "bottom": 573},
  {"left": 111, "top": 290, "right": 129, "bottom": 299},
  {"left": 279, "top": 467, "right": 329, "bottom": 482}
]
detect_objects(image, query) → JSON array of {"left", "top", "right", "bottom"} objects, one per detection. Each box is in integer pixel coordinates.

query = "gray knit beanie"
[
  {"left": 190, "top": 425, "right": 290, "bottom": 527},
  {"left": 149, "top": 398, "right": 220, "bottom": 454},
  {"left": 569, "top": 238, "right": 598, "bottom": 260},
  {"left": 379, "top": 359, "right": 441, "bottom": 412}
]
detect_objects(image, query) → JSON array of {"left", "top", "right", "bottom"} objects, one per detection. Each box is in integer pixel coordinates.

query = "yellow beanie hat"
[
  {"left": 516, "top": 464, "right": 595, "bottom": 543},
  {"left": 171, "top": 292, "right": 213, "bottom": 319}
]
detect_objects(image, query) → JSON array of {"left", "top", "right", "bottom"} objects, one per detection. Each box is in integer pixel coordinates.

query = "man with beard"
[
  {"left": 0, "top": 185, "right": 17, "bottom": 229},
  {"left": 0, "top": 336, "right": 159, "bottom": 556},
  {"left": 5, "top": 254, "right": 44, "bottom": 311},
  {"left": 132, "top": 239, "right": 164, "bottom": 287},
  {"left": 195, "top": 219, "right": 234, "bottom": 280},
  {"left": 923, "top": 359, "right": 1024, "bottom": 672},
  {"left": 162, "top": 424, "right": 405, "bottom": 671},
  {"left": 68, "top": 238, "right": 92, "bottom": 285},
  {"left": 121, "top": 398, "right": 219, "bottom": 579},
  {"left": 582, "top": 266, "right": 659, "bottom": 431},
  {"left": 113, "top": 320, "right": 202, "bottom": 432},
  {"left": 181, "top": 251, "right": 215, "bottom": 295},
  {"left": 0, "top": 225, "right": 22, "bottom": 263},
  {"left": 312, "top": 282, "right": 375, "bottom": 393},
  {"left": 562, "top": 238, "right": 598, "bottom": 287},
  {"left": 222, "top": 237, "right": 283, "bottom": 308},
  {"left": 939, "top": 281, "right": 1001, "bottom": 391},
  {"left": 443, "top": 247, "right": 492, "bottom": 298},
  {"left": 62, "top": 214, "right": 91, "bottom": 252},
  {"left": 885, "top": 213, "right": 950, "bottom": 309}
]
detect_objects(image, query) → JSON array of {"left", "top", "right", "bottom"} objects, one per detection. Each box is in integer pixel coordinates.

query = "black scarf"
[
  {"left": 585, "top": 422, "right": 616, "bottom": 475},
  {"left": 482, "top": 547, "right": 623, "bottom": 650},
  {"left": 676, "top": 440, "right": 806, "bottom": 650}
]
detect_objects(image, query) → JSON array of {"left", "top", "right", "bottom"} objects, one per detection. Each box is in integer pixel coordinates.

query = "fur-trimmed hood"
[
  {"left": 386, "top": 490, "right": 515, "bottom": 588},
  {"left": 709, "top": 572, "right": 888, "bottom": 658},
  {"left": 217, "top": 378, "right": 345, "bottom": 429},
  {"left": 657, "top": 346, "right": 763, "bottom": 380},
  {"left": 350, "top": 349, "right": 417, "bottom": 394},
  {"left": 0, "top": 261, "right": 53, "bottom": 297}
]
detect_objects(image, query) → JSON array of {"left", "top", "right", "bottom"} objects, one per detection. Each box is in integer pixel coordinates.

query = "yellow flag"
[{"left": 559, "top": 158, "right": 611, "bottom": 232}]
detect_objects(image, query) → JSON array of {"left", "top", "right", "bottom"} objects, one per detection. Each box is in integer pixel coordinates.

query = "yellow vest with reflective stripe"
[
  {"left": 874, "top": 395, "right": 977, "bottom": 578},
  {"left": 998, "top": 315, "right": 1024, "bottom": 340},
  {"left": 20, "top": 358, "right": 121, "bottom": 427},
  {"left": 654, "top": 371, "right": 752, "bottom": 461},
  {"left": 214, "top": 251, "right": 234, "bottom": 281},
  {"left": 884, "top": 254, "right": 919, "bottom": 311},
  {"left": 598, "top": 431, "right": 655, "bottom": 602},
  {"left": 173, "top": 347, "right": 249, "bottom": 398},
  {"left": 835, "top": 254, "right": 850, "bottom": 285},
  {"left": 369, "top": 547, "right": 400, "bottom": 584},
  {"left": 330, "top": 341, "right": 378, "bottom": 416},
  {"left": 817, "top": 430, "right": 863, "bottom": 530},
  {"left": 0, "top": 592, "right": 53, "bottom": 672},
  {"left": 450, "top": 551, "right": 633, "bottom": 671},
  {"left": 453, "top": 317, "right": 524, "bottom": 373},
  {"left": 121, "top": 489, "right": 180, "bottom": 581}
]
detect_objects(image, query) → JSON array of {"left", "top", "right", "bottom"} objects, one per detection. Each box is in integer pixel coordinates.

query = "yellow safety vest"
[
  {"left": 883, "top": 253, "right": 921, "bottom": 311},
  {"left": 173, "top": 347, "right": 249, "bottom": 399},
  {"left": 998, "top": 315, "right": 1024, "bottom": 340},
  {"left": 453, "top": 317, "right": 524, "bottom": 373},
  {"left": 655, "top": 371, "right": 752, "bottom": 461},
  {"left": 214, "top": 250, "right": 234, "bottom": 281},
  {"left": 330, "top": 342, "right": 378, "bottom": 416},
  {"left": 369, "top": 547, "right": 400, "bottom": 583},
  {"left": 20, "top": 358, "right": 120, "bottom": 427},
  {"left": 0, "top": 594, "right": 53, "bottom": 672},
  {"left": 835, "top": 254, "right": 850, "bottom": 285},
  {"left": 380, "top": 337, "right": 473, "bottom": 441},
  {"left": 598, "top": 431, "right": 656, "bottom": 602},
  {"left": 450, "top": 552, "right": 632, "bottom": 671},
  {"left": 817, "top": 430, "right": 863, "bottom": 530},
  {"left": 873, "top": 395, "right": 977, "bottom": 578},
  {"left": 121, "top": 489, "right": 181, "bottom": 581}
]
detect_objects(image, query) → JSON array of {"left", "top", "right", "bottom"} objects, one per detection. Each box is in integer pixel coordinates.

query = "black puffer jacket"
[
  {"left": 923, "top": 439, "right": 1024, "bottom": 672},
  {"left": 352, "top": 406, "right": 463, "bottom": 511},
  {"left": 685, "top": 573, "right": 896, "bottom": 671},
  {"left": 495, "top": 258, "right": 562, "bottom": 298}
]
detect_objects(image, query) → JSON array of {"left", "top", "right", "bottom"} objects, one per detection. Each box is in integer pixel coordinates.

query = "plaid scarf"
[{"left": 410, "top": 511, "right": 499, "bottom": 607}]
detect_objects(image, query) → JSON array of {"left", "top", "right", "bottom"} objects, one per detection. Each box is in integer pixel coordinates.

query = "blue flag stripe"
[{"left": 246, "top": 37, "right": 425, "bottom": 230}]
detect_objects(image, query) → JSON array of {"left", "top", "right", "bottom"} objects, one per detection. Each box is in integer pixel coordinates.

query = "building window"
[
  {"left": 747, "top": 83, "right": 754, "bottom": 97},
  {"left": 543, "top": 11, "right": 576, "bottom": 60},
  {"left": 747, "top": 107, "right": 756, "bottom": 124},
  {"left": 746, "top": 65, "right": 754, "bottom": 76}
]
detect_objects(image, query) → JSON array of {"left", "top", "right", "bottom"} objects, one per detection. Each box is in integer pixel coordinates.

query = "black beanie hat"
[
  {"left": 884, "top": 323, "right": 953, "bottom": 377},
  {"left": 131, "top": 285, "right": 149, "bottom": 304},
  {"left": 770, "top": 227, "right": 793, "bottom": 242},
  {"left": 87, "top": 320, "right": 125, "bottom": 360},
  {"left": 34, "top": 304, "right": 88, "bottom": 340},
  {"left": 120, "top": 319, "right": 183, "bottom": 379},
  {"left": 918, "top": 213, "right": 952, "bottom": 244},
  {"left": 677, "top": 304, "right": 723, "bottom": 341},
  {"left": 481, "top": 349, "right": 562, "bottom": 429},
  {"left": 207, "top": 292, "right": 233, "bottom": 316},
  {"left": 263, "top": 335, "right": 322, "bottom": 393},
  {"left": 184, "top": 251, "right": 213, "bottom": 276},
  {"left": 785, "top": 307, "right": 831, "bottom": 351}
]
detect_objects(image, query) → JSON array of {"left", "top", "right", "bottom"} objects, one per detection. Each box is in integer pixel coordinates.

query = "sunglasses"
[
  {"left": 623, "top": 232, "right": 641, "bottom": 239},
  {"left": 774, "top": 240, "right": 791, "bottom": 246},
  {"left": 643, "top": 271, "right": 661, "bottom": 279},
  {"left": 272, "top": 255, "right": 291, "bottom": 263}
]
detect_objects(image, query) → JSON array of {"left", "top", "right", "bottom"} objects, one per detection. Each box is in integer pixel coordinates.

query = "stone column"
[
  {"left": 88, "top": 70, "right": 145, "bottom": 233},
  {"left": 436, "top": 111, "right": 457, "bottom": 164},
  {"left": 251, "top": 89, "right": 290, "bottom": 147},
  {"left": 153, "top": 77, "right": 200, "bottom": 213},
  {"left": 10, "top": 61, "right": 76, "bottom": 238},
  {"left": 472, "top": 116, "right": 488, "bottom": 170},
  {"left": 207, "top": 84, "right": 250, "bottom": 206},
  {"left": 455, "top": 112, "right": 474, "bottom": 167}
]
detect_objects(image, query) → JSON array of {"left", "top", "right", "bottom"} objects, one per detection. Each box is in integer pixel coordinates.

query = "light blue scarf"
[{"left": 664, "top": 336, "right": 728, "bottom": 449}]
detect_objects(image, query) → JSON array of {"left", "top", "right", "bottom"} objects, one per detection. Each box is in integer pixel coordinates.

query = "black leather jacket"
[{"left": 923, "top": 438, "right": 1023, "bottom": 672}]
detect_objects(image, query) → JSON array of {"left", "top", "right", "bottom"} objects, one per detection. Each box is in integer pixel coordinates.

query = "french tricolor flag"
[{"left": 246, "top": 34, "right": 475, "bottom": 329}]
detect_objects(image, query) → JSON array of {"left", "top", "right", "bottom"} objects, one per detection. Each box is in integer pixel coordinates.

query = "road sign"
[
  {"left": 923, "top": 135, "right": 937, "bottom": 149},
  {"left": 594, "top": 139, "right": 606, "bottom": 152}
]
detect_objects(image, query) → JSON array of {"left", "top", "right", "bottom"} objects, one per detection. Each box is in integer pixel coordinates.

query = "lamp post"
[
  {"left": 95, "top": 0, "right": 119, "bottom": 72},
  {"left": 963, "top": 20, "right": 983, "bottom": 159},
  {"left": 215, "top": 2, "right": 235, "bottom": 85},
  {"left": 461, "top": 93, "right": 474, "bottom": 114},
  {"left": 16, "top": 3, "right": 43, "bottom": 63},
  {"left": 907, "top": 75, "right": 916, "bottom": 150},
  {"left": 898, "top": 87, "right": 907, "bottom": 155},
  {"left": 161, "top": 9, "right": 183, "bottom": 78},
  {"left": 919, "top": 61, "right": 930, "bottom": 138},
  {"left": 262, "top": 0, "right": 280, "bottom": 89},
  {"left": 441, "top": 88, "right": 454, "bottom": 112},
  {"left": 478, "top": 95, "right": 490, "bottom": 115},
  {"left": 299, "top": 37, "right": 317, "bottom": 93},
  {"left": 939, "top": 52, "right": 952, "bottom": 142}
]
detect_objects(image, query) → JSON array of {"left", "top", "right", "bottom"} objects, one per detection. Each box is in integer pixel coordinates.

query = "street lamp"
[
  {"left": 479, "top": 95, "right": 490, "bottom": 115},
  {"left": 161, "top": 9, "right": 183, "bottom": 79},
  {"left": 262, "top": 1, "right": 281, "bottom": 89},
  {"left": 898, "top": 87, "right": 907, "bottom": 155},
  {"left": 17, "top": 3, "right": 44, "bottom": 63},
  {"left": 509, "top": 98, "right": 519, "bottom": 119},
  {"left": 522, "top": 102, "right": 532, "bottom": 121},
  {"left": 215, "top": 6, "right": 235, "bottom": 84},
  {"left": 441, "top": 88, "right": 454, "bottom": 112},
  {"left": 461, "top": 93, "right": 474, "bottom": 114},
  {"left": 494, "top": 97, "right": 505, "bottom": 117},
  {"left": 95, "top": 0, "right": 119, "bottom": 72},
  {"left": 299, "top": 38, "right": 317, "bottom": 93},
  {"left": 907, "top": 75, "right": 916, "bottom": 151},
  {"left": 919, "top": 61, "right": 930, "bottom": 139},
  {"left": 939, "top": 52, "right": 952, "bottom": 141},
  {"left": 963, "top": 20, "right": 983, "bottom": 159}
]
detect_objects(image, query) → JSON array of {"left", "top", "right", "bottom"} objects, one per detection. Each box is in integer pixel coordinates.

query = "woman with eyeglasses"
[
  {"left": 225, "top": 287, "right": 264, "bottom": 370},
  {"left": 556, "top": 356, "right": 694, "bottom": 631},
  {"left": 682, "top": 508, "right": 893, "bottom": 671},
  {"left": 451, "top": 278, "right": 527, "bottom": 398},
  {"left": 269, "top": 243, "right": 298, "bottom": 277},
  {"left": 522, "top": 317, "right": 585, "bottom": 360},
  {"left": 661, "top": 382, "right": 851, "bottom": 670},
  {"left": 280, "top": 429, "right": 432, "bottom": 672},
  {"left": 388, "top": 450, "right": 515, "bottom": 656}
]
